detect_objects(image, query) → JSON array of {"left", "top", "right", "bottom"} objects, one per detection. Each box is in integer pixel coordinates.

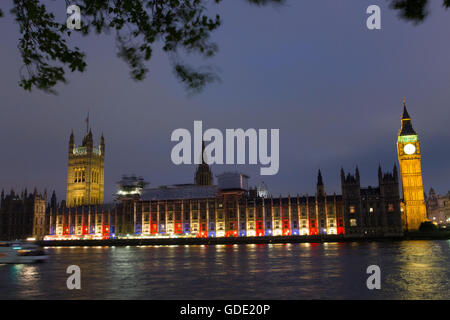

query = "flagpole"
[{"left": 86, "top": 111, "right": 89, "bottom": 134}]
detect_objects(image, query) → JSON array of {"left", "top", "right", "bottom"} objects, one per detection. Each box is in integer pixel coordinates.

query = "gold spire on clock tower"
[{"left": 396, "top": 98, "right": 427, "bottom": 231}]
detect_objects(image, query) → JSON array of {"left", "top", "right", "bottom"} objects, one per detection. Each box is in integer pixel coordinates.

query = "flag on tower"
[{"left": 86, "top": 111, "right": 89, "bottom": 133}]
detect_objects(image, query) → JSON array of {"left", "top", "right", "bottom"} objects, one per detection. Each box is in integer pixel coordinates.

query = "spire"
[
  {"left": 399, "top": 98, "right": 416, "bottom": 136},
  {"left": 355, "top": 166, "right": 360, "bottom": 182},
  {"left": 50, "top": 190, "right": 57, "bottom": 208},
  {"left": 393, "top": 163, "right": 398, "bottom": 181},
  {"left": 402, "top": 97, "right": 410, "bottom": 120},
  {"left": 195, "top": 139, "right": 213, "bottom": 186},
  {"left": 378, "top": 163, "right": 382, "bottom": 180},
  {"left": 69, "top": 130, "right": 75, "bottom": 153},
  {"left": 82, "top": 128, "right": 93, "bottom": 147},
  {"left": 317, "top": 169, "right": 323, "bottom": 186},
  {"left": 317, "top": 169, "right": 325, "bottom": 197}
]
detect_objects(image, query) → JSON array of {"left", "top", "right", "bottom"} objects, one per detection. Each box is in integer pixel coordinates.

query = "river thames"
[{"left": 0, "top": 240, "right": 448, "bottom": 299}]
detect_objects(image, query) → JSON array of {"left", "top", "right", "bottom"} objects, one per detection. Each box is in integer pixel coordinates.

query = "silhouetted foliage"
[
  {"left": 390, "top": 0, "right": 450, "bottom": 23},
  {"left": 0, "top": 0, "right": 448, "bottom": 93},
  {"left": 419, "top": 221, "right": 437, "bottom": 232}
]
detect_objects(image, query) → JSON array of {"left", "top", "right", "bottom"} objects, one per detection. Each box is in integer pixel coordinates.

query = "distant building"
[
  {"left": 3, "top": 101, "right": 430, "bottom": 240},
  {"left": 0, "top": 189, "right": 46, "bottom": 240},
  {"left": 45, "top": 166, "right": 403, "bottom": 239},
  {"left": 426, "top": 188, "right": 450, "bottom": 225},
  {"left": 341, "top": 166, "right": 403, "bottom": 236}
]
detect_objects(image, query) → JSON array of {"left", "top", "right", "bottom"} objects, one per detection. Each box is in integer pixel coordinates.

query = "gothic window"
[
  {"left": 274, "top": 207, "right": 280, "bottom": 218},
  {"left": 350, "top": 219, "right": 357, "bottom": 227},
  {"left": 350, "top": 205, "right": 355, "bottom": 213},
  {"left": 256, "top": 207, "right": 263, "bottom": 218},
  {"left": 291, "top": 206, "right": 297, "bottom": 216}
]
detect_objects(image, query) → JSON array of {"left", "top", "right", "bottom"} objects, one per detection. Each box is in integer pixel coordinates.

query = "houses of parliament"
[{"left": 0, "top": 100, "right": 428, "bottom": 240}]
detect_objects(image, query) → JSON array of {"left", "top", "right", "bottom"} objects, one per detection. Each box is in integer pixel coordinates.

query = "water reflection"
[{"left": 0, "top": 240, "right": 448, "bottom": 299}]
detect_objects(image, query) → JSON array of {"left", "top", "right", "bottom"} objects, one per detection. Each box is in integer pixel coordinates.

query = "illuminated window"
[
  {"left": 388, "top": 203, "right": 394, "bottom": 212},
  {"left": 350, "top": 206, "right": 355, "bottom": 213},
  {"left": 369, "top": 207, "right": 374, "bottom": 213},
  {"left": 350, "top": 219, "right": 357, "bottom": 227}
]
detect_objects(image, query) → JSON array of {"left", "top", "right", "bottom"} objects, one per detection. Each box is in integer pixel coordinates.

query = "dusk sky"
[{"left": 1, "top": 0, "right": 449, "bottom": 203}]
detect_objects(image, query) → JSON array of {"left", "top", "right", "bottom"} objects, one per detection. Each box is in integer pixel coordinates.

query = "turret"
[
  {"left": 50, "top": 190, "right": 57, "bottom": 208},
  {"left": 317, "top": 169, "right": 325, "bottom": 197},
  {"left": 69, "top": 130, "right": 74, "bottom": 154},
  {"left": 82, "top": 129, "right": 94, "bottom": 150},
  {"left": 393, "top": 163, "right": 398, "bottom": 182},
  {"left": 195, "top": 139, "right": 213, "bottom": 186},
  {"left": 100, "top": 133, "right": 105, "bottom": 156},
  {"left": 355, "top": 166, "right": 360, "bottom": 183}
]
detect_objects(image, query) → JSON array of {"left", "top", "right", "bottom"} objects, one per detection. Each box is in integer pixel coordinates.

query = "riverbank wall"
[{"left": 35, "top": 231, "right": 449, "bottom": 247}]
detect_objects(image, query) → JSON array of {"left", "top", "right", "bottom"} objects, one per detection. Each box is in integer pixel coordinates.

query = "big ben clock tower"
[{"left": 397, "top": 98, "right": 427, "bottom": 231}]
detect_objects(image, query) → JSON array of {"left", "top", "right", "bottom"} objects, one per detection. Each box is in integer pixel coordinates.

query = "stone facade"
[
  {"left": 0, "top": 189, "right": 46, "bottom": 240},
  {"left": 426, "top": 188, "right": 450, "bottom": 226},
  {"left": 66, "top": 130, "right": 105, "bottom": 207}
]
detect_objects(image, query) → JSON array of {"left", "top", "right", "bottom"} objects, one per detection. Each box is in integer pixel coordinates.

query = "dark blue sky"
[{"left": 1, "top": 0, "right": 449, "bottom": 202}]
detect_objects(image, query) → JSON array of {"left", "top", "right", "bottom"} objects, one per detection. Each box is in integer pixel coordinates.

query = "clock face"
[{"left": 403, "top": 143, "right": 416, "bottom": 155}]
